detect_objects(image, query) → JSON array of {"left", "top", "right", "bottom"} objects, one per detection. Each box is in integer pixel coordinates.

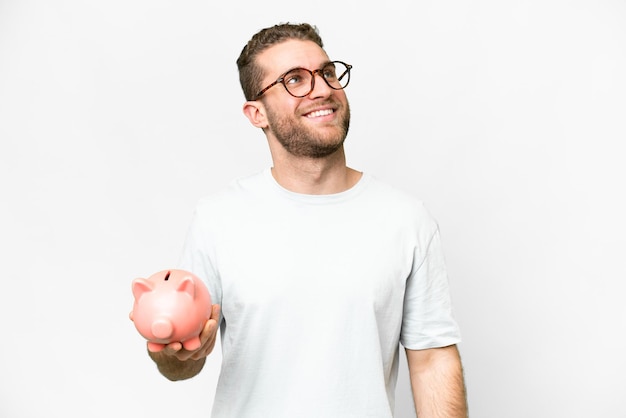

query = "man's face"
[{"left": 256, "top": 39, "right": 351, "bottom": 159}]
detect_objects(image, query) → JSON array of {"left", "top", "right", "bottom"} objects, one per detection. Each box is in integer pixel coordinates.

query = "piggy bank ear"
[
  {"left": 132, "top": 278, "right": 154, "bottom": 301},
  {"left": 177, "top": 276, "right": 196, "bottom": 298}
]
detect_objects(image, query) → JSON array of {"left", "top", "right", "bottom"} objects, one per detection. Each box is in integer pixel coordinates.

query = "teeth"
[{"left": 306, "top": 109, "right": 333, "bottom": 118}]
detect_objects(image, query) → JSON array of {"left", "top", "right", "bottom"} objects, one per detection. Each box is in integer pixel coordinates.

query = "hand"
[{"left": 150, "top": 304, "right": 221, "bottom": 362}]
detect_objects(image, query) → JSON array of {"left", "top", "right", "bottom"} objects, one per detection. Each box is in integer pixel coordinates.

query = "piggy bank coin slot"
[{"left": 164, "top": 271, "right": 171, "bottom": 281}]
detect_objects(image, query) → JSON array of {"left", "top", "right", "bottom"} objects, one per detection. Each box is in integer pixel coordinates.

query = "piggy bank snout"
[{"left": 151, "top": 319, "right": 174, "bottom": 339}]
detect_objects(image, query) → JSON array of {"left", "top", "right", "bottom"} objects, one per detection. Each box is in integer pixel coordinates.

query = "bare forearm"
[
  {"left": 148, "top": 348, "right": 206, "bottom": 381},
  {"left": 406, "top": 345, "right": 468, "bottom": 418}
]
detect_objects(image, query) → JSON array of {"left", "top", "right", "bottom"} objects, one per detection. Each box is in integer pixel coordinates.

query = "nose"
[{"left": 308, "top": 71, "right": 333, "bottom": 99}]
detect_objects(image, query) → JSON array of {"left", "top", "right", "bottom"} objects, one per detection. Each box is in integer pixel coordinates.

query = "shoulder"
[
  {"left": 195, "top": 170, "right": 267, "bottom": 208},
  {"left": 188, "top": 170, "right": 269, "bottom": 228},
  {"left": 362, "top": 175, "right": 436, "bottom": 224}
]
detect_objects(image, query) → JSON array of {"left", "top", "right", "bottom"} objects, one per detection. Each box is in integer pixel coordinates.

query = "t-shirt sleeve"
[
  {"left": 177, "top": 207, "right": 223, "bottom": 315},
  {"left": 400, "top": 226, "right": 462, "bottom": 350}
]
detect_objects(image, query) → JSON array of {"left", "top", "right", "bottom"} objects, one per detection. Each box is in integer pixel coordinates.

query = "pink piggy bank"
[{"left": 130, "top": 269, "right": 211, "bottom": 352}]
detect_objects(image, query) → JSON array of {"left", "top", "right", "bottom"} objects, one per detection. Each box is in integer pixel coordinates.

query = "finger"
[
  {"left": 174, "top": 347, "right": 194, "bottom": 362},
  {"left": 190, "top": 337, "right": 216, "bottom": 361},
  {"left": 199, "top": 304, "right": 221, "bottom": 340},
  {"left": 161, "top": 341, "right": 183, "bottom": 355},
  {"left": 189, "top": 310, "right": 221, "bottom": 361},
  {"left": 211, "top": 304, "right": 221, "bottom": 320}
]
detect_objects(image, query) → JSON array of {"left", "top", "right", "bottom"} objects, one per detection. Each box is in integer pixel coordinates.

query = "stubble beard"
[{"left": 266, "top": 101, "right": 351, "bottom": 159}]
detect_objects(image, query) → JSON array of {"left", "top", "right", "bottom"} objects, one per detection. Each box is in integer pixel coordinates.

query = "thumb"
[{"left": 210, "top": 304, "right": 221, "bottom": 321}]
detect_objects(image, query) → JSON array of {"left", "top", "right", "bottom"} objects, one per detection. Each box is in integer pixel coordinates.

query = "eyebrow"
[{"left": 279, "top": 60, "right": 334, "bottom": 76}]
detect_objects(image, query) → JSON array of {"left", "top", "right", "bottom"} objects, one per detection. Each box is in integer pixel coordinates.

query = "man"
[{"left": 147, "top": 23, "right": 468, "bottom": 418}]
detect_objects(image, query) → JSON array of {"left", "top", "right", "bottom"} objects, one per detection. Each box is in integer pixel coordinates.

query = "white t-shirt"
[{"left": 179, "top": 169, "right": 461, "bottom": 418}]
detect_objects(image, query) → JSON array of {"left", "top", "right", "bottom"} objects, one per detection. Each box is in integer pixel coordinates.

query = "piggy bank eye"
[{"left": 164, "top": 271, "right": 171, "bottom": 281}]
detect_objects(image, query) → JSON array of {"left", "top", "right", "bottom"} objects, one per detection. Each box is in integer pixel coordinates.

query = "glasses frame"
[{"left": 254, "top": 60, "right": 352, "bottom": 100}]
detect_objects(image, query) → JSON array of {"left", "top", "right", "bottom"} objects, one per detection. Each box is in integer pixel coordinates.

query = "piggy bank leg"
[
  {"left": 147, "top": 341, "right": 166, "bottom": 352},
  {"left": 182, "top": 336, "right": 202, "bottom": 352}
]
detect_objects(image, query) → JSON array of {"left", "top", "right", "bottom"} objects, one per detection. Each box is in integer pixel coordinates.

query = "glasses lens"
[
  {"left": 283, "top": 68, "right": 313, "bottom": 97},
  {"left": 322, "top": 62, "right": 350, "bottom": 90}
]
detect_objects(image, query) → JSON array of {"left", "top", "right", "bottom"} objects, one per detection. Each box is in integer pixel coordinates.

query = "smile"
[{"left": 305, "top": 108, "right": 334, "bottom": 118}]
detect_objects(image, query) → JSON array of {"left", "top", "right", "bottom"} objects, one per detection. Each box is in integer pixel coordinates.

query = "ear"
[
  {"left": 177, "top": 276, "right": 196, "bottom": 299},
  {"left": 132, "top": 278, "right": 154, "bottom": 301},
  {"left": 243, "top": 100, "right": 268, "bottom": 129}
]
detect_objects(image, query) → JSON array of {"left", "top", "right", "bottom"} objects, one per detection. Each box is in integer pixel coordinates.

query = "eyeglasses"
[{"left": 255, "top": 60, "right": 352, "bottom": 100}]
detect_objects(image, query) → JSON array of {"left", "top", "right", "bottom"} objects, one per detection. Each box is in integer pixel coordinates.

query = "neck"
[{"left": 269, "top": 145, "right": 361, "bottom": 195}]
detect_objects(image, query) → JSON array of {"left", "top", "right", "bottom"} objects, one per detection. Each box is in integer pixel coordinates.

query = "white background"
[{"left": 1, "top": 1, "right": 625, "bottom": 417}]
